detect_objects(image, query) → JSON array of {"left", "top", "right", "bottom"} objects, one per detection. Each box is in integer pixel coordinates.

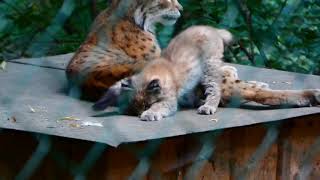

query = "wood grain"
[{"left": 0, "top": 114, "right": 319, "bottom": 179}]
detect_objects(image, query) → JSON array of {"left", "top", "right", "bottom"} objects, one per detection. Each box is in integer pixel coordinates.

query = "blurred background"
[{"left": 0, "top": 0, "right": 319, "bottom": 74}]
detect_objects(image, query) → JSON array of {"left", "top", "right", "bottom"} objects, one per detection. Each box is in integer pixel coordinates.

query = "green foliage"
[
  {"left": 0, "top": 0, "right": 319, "bottom": 75},
  {"left": 0, "top": 0, "right": 107, "bottom": 59},
  {"left": 170, "top": 0, "right": 320, "bottom": 75}
]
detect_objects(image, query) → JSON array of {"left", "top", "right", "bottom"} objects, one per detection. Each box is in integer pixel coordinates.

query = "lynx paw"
[
  {"left": 197, "top": 105, "right": 217, "bottom": 115},
  {"left": 140, "top": 109, "right": 164, "bottom": 121},
  {"left": 287, "top": 89, "right": 320, "bottom": 107}
]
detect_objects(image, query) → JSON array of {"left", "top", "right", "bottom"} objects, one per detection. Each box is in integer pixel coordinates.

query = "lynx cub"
[{"left": 94, "top": 26, "right": 320, "bottom": 121}]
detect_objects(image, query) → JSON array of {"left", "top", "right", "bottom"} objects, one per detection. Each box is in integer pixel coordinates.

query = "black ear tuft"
[
  {"left": 121, "top": 78, "right": 133, "bottom": 90},
  {"left": 147, "top": 79, "right": 161, "bottom": 93},
  {"left": 92, "top": 89, "right": 118, "bottom": 111}
]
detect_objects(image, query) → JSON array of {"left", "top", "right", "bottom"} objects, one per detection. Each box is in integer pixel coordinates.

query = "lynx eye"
[{"left": 146, "top": 79, "right": 161, "bottom": 93}]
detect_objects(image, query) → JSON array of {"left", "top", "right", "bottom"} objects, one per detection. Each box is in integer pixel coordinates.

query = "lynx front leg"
[
  {"left": 198, "top": 59, "right": 222, "bottom": 115},
  {"left": 140, "top": 98, "right": 178, "bottom": 121}
]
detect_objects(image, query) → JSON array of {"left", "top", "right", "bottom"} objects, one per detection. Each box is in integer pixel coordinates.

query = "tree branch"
[{"left": 89, "top": 0, "right": 98, "bottom": 20}]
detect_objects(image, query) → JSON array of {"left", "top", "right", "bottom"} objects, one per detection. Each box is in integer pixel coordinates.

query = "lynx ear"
[
  {"left": 121, "top": 78, "right": 134, "bottom": 91},
  {"left": 92, "top": 88, "right": 119, "bottom": 111},
  {"left": 147, "top": 79, "right": 161, "bottom": 93}
]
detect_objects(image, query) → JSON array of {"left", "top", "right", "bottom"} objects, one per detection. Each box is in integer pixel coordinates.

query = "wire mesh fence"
[
  {"left": 0, "top": 118, "right": 320, "bottom": 179},
  {"left": 0, "top": 0, "right": 320, "bottom": 179}
]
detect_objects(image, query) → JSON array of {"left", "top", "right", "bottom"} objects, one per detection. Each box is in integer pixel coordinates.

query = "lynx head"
[
  {"left": 93, "top": 60, "right": 175, "bottom": 115},
  {"left": 116, "top": 77, "right": 160, "bottom": 115},
  {"left": 121, "top": 61, "right": 176, "bottom": 115},
  {"left": 132, "top": 0, "right": 183, "bottom": 32}
]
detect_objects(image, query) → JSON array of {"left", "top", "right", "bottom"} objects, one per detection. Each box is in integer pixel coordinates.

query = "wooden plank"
[
  {"left": 0, "top": 116, "right": 320, "bottom": 179},
  {"left": 276, "top": 116, "right": 320, "bottom": 180},
  {"left": 228, "top": 124, "right": 279, "bottom": 180}
]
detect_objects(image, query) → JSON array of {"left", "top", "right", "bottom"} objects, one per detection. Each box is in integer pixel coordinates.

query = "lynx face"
[
  {"left": 109, "top": 59, "right": 175, "bottom": 115},
  {"left": 134, "top": 0, "right": 183, "bottom": 31},
  {"left": 118, "top": 76, "right": 164, "bottom": 115}
]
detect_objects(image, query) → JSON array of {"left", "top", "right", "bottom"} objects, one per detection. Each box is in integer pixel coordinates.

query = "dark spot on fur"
[
  {"left": 243, "top": 88, "right": 247, "bottom": 90},
  {"left": 235, "top": 80, "right": 241, "bottom": 83},
  {"left": 143, "top": 53, "right": 149, "bottom": 59},
  {"left": 252, "top": 85, "right": 256, "bottom": 88},
  {"left": 150, "top": 48, "right": 156, "bottom": 53},
  {"left": 124, "top": 35, "right": 130, "bottom": 41},
  {"left": 141, "top": 38, "right": 147, "bottom": 42},
  {"left": 222, "top": 79, "right": 227, "bottom": 84},
  {"left": 76, "top": 60, "right": 84, "bottom": 64},
  {"left": 140, "top": 46, "right": 146, "bottom": 50},
  {"left": 132, "top": 55, "right": 137, "bottom": 59}
]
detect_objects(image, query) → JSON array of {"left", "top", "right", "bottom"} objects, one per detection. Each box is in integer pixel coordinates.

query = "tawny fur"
[
  {"left": 94, "top": 26, "right": 320, "bottom": 121},
  {"left": 66, "top": 0, "right": 182, "bottom": 101}
]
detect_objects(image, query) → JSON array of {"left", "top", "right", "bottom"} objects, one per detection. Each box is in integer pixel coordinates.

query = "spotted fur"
[
  {"left": 94, "top": 26, "right": 232, "bottom": 120},
  {"left": 66, "top": 0, "right": 182, "bottom": 100},
  {"left": 220, "top": 66, "right": 320, "bottom": 107},
  {"left": 94, "top": 26, "right": 320, "bottom": 121}
]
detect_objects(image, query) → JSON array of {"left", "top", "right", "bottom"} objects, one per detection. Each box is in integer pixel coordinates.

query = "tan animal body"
[
  {"left": 94, "top": 26, "right": 320, "bottom": 121},
  {"left": 66, "top": 0, "right": 182, "bottom": 100}
]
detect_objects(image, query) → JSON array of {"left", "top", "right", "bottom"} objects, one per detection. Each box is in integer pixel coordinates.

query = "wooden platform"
[
  {"left": 1, "top": 54, "right": 320, "bottom": 146},
  {"left": 0, "top": 54, "right": 320, "bottom": 179},
  {"left": 0, "top": 115, "right": 320, "bottom": 179}
]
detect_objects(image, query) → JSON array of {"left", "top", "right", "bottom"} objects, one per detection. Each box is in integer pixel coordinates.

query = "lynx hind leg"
[
  {"left": 238, "top": 87, "right": 320, "bottom": 107},
  {"left": 261, "top": 89, "right": 320, "bottom": 107},
  {"left": 198, "top": 60, "right": 222, "bottom": 115}
]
